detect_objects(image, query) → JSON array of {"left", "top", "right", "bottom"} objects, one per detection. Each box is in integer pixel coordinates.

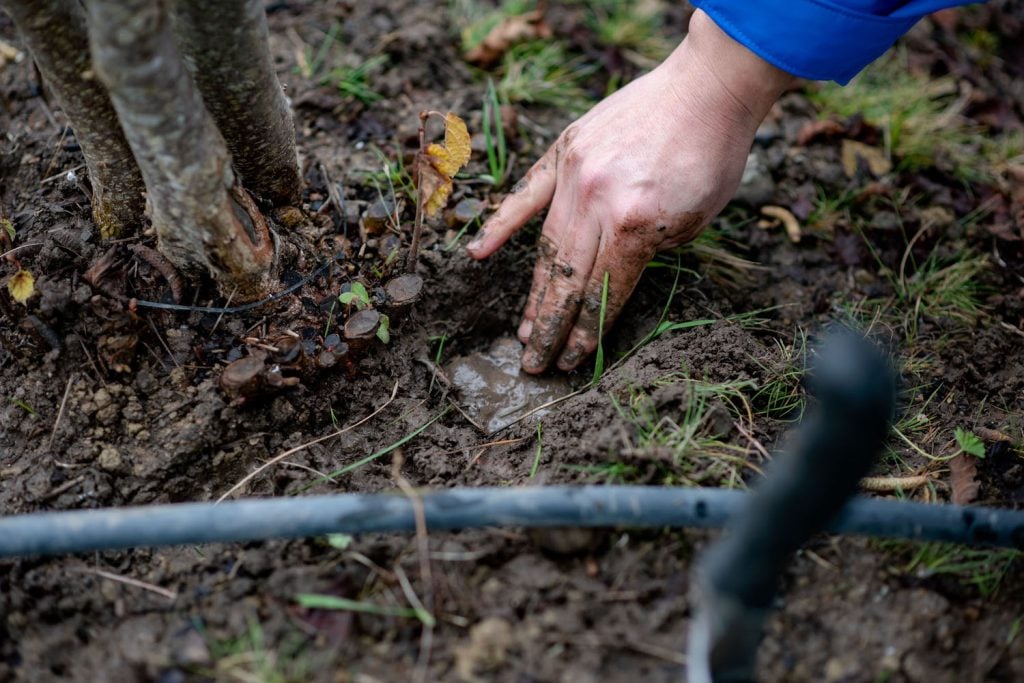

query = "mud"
[
  {"left": 2, "top": 1, "right": 1024, "bottom": 682},
  {"left": 446, "top": 337, "right": 572, "bottom": 433}
]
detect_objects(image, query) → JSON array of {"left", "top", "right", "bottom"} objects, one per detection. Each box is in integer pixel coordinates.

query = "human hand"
[{"left": 466, "top": 10, "right": 794, "bottom": 374}]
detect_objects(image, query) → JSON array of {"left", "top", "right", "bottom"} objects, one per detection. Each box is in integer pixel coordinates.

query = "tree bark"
[
  {"left": 87, "top": 0, "right": 276, "bottom": 301},
  {"left": 170, "top": 0, "right": 303, "bottom": 207},
  {"left": 1, "top": 0, "right": 146, "bottom": 239}
]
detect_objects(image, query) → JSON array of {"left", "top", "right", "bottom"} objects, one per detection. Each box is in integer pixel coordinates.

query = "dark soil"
[{"left": 3, "top": 2, "right": 1024, "bottom": 682}]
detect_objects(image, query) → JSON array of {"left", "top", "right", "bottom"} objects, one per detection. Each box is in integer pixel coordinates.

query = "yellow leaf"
[
  {"left": 7, "top": 269, "right": 34, "bottom": 304},
  {"left": 426, "top": 143, "right": 460, "bottom": 177},
  {"left": 1, "top": 218, "right": 13, "bottom": 241},
  {"left": 417, "top": 155, "right": 452, "bottom": 219},
  {"left": 426, "top": 112, "right": 471, "bottom": 178},
  {"left": 442, "top": 112, "right": 471, "bottom": 169},
  {"left": 425, "top": 179, "right": 453, "bottom": 217}
]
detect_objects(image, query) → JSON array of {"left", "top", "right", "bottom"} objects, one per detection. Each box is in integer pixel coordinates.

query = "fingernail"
[
  {"left": 466, "top": 238, "right": 482, "bottom": 252},
  {"left": 557, "top": 347, "right": 580, "bottom": 370},
  {"left": 517, "top": 319, "right": 533, "bottom": 342},
  {"left": 521, "top": 348, "right": 544, "bottom": 374}
]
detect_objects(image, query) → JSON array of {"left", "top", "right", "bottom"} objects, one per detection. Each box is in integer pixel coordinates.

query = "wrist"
[{"left": 667, "top": 9, "right": 794, "bottom": 133}]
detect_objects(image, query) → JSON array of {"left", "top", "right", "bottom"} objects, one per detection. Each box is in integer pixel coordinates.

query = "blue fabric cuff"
[{"left": 690, "top": 0, "right": 928, "bottom": 84}]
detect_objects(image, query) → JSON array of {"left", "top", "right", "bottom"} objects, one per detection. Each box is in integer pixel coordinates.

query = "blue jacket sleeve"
[{"left": 689, "top": 0, "right": 980, "bottom": 84}]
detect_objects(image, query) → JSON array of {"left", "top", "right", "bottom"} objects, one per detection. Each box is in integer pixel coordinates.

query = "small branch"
[
  {"left": 49, "top": 372, "right": 76, "bottom": 452},
  {"left": 860, "top": 474, "right": 935, "bottom": 493},
  {"left": 407, "top": 112, "right": 429, "bottom": 274},
  {"left": 76, "top": 567, "right": 178, "bottom": 600}
]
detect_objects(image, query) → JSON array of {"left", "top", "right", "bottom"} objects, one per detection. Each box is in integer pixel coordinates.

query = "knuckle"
[{"left": 577, "top": 165, "right": 612, "bottom": 195}]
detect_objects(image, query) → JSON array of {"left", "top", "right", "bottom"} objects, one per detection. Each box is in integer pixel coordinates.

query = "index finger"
[{"left": 466, "top": 145, "right": 556, "bottom": 259}]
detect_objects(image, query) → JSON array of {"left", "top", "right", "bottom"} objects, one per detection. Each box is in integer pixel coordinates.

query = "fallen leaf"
[
  {"left": 841, "top": 139, "right": 892, "bottom": 178},
  {"left": 0, "top": 39, "right": 23, "bottom": 70},
  {"left": 976, "top": 426, "right": 1013, "bottom": 443},
  {"left": 796, "top": 119, "right": 845, "bottom": 146},
  {"left": 949, "top": 452, "right": 980, "bottom": 505},
  {"left": 463, "top": 10, "right": 551, "bottom": 68},
  {"left": 760, "top": 205, "right": 802, "bottom": 243},
  {"left": 7, "top": 269, "right": 34, "bottom": 304},
  {"left": 419, "top": 112, "right": 471, "bottom": 218},
  {"left": 1, "top": 218, "right": 14, "bottom": 242}
]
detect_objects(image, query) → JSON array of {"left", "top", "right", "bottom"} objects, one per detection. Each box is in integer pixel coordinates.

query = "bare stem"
[
  {"left": 408, "top": 112, "right": 428, "bottom": 274},
  {"left": 1, "top": 0, "right": 145, "bottom": 238}
]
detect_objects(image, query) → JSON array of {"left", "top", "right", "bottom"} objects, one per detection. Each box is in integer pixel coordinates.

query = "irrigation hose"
[{"left": 1, "top": 486, "right": 1022, "bottom": 559}]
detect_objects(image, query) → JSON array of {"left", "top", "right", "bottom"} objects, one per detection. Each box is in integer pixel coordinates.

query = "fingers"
[
  {"left": 517, "top": 235, "right": 557, "bottom": 343},
  {"left": 466, "top": 145, "right": 557, "bottom": 260},
  {"left": 521, "top": 213, "right": 601, "bottom": 375},
  {"left": 555, "top": 240, "right": 654, "bottom": 372}
]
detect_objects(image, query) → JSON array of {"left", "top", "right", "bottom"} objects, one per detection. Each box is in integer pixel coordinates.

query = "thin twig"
[
  {"left": 497, "top": 387, "right": 587, "bottom": 432},
  {"left": 860, "top": 473, "right": 935, "bottom": 492},
  {"left": 147, "top": 318, "right": 180, "bottom": 369},
  {"left": 40, "top": 163, "right": 84, "bottom": 185},
  {"left": 1, "top": 243, "right": 44, "bottom": 259},
  {"left": 210, "top": 285, "right": 238, "bottom": 335},
  {"left": 407, "top": 112, "right": 428, "bottom": 274},
  {"left": 447, "top": 397, "right": 487, "bottom": 433},
  {"left": 732, "top": 420, "right": 769, "bottom": 461},
  {"left": 41, "top": 474, "right": 85, "bottom": 501},
  {"left": 216, "top": 381, "right": 400, "bottom": 503},
  {"left": 77, "top": 338, "right": 107, "bottom": 387},
  {"left": 77, "top": 567, "right": 178, "bottom": 600},
  {"left": 49, "top": 373, "right": 76, "bottom": 452}
]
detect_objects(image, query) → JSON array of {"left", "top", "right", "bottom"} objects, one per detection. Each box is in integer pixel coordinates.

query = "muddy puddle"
[{"left": 446, "top": 337, "right": 573, "bottom": 433}]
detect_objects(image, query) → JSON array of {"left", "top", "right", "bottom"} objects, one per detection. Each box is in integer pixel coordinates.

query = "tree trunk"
[
  {"left": 87, "top": 0, "right": 276, "bottom": 301},
  {"left": 170, "top": 0, "right": 303, "bottom": 207},
  {"left": 1, "top": 0, "right": 146, "bottom": 239}
]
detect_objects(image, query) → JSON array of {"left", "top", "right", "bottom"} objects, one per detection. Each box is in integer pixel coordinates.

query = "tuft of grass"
[
  {"left": 750, "top": 334, "right": 807, "bottom": 422},
  {"left": 323, "top": 55, "right": 388, "bottom": 104},
  {"left": 672, "top": 225, "right": 763, "bottom": 290},
  {"left": 582, "top": 0, "right": 672, "bottom": 65},
  {"left": 451, "top": 0, "right": 538, "bottom": 55},
  {"left": 809, "top": 48, "right": 1021, "bottom": 183},
  {"left": 497, "top": 41, "right": 596, "bottom": 112},
  {"left": 480, "top": 79, "right": 509, "bottom": 188},
  {"left": 297, "top": 22, "right": 388, "bottom": 105},
  {"left": 901, "top": 543, "right": 1020, "bottom": 598},
  {"left": 609, "top": 375, "right": 758, "bottom": 489},
  {"left": 200, "top": 619, "right": 312, "bottom": 683}
]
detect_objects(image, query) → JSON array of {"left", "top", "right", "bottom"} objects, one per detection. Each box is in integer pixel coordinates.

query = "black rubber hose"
[{"left": 1, "top": 486, "right": 1022, "bottom": 559}]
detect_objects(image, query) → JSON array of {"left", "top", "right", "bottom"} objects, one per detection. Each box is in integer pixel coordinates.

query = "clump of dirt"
[{"left": 3, "top": 2, "right": 1024, "bottom": 682}]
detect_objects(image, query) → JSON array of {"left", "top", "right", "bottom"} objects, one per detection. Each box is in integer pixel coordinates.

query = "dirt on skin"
[{"left": 2, "top": 1, "right": 1024, "bottom": 682}]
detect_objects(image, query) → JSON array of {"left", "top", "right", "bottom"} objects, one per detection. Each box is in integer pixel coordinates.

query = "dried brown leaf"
[
  {"left": 417, "top": 154, "right": 452, "bottom": 218},
  {"left": 796, "top": 119, "right": 845, "bottom": 146},
  {"left": 463, "top": 10, "right": 551, "bottom": 68},
  {"left": 949, "top": 452, "right": 980, "bottom": 505},
  {"left": 841, "top": 139, "right": 892, "bottom": 178}
]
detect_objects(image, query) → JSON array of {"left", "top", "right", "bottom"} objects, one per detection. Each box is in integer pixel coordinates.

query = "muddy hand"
[{"left": 466, "top": 10, "right": 794, "bottom": 374}]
